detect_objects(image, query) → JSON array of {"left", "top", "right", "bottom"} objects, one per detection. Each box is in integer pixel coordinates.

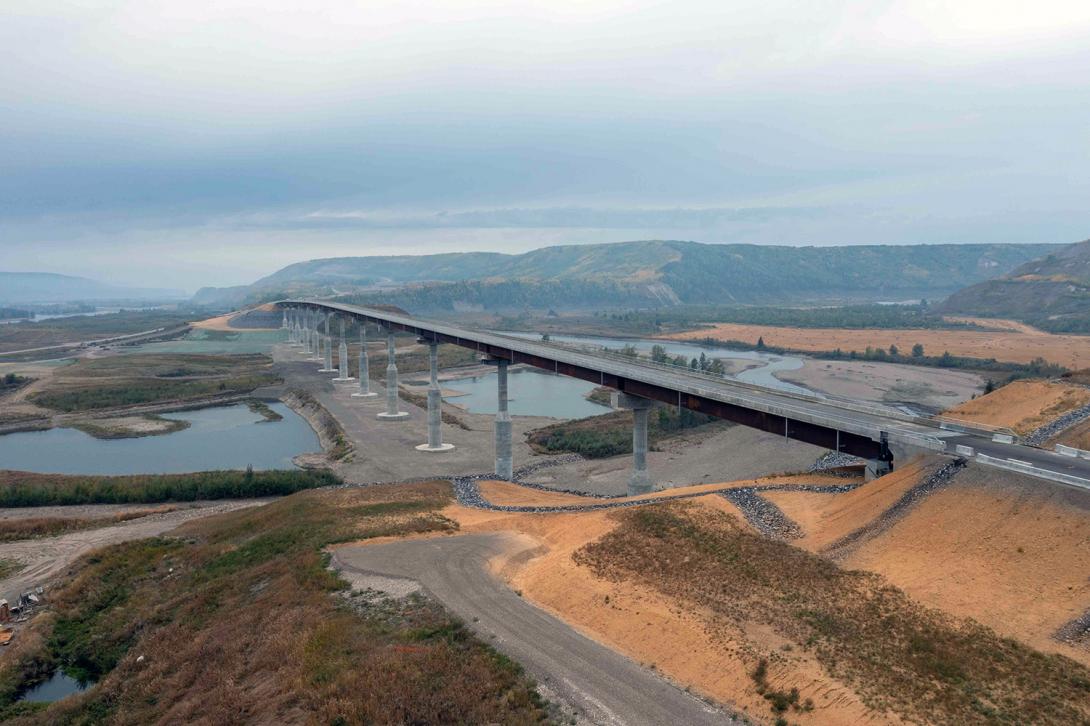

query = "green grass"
[{"left": 0, "top": 469, "right": 340, "bottom": 507}]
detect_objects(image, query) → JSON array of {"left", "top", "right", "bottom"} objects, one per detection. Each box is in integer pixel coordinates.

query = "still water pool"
[
  {"left": 0, "top": 403, "right": 318, "bottom": 475},
  {"left": 445, "top": 368, "right": 612, "bottom": 418},
  {"left": 19, "top": 672, "right": 87, "bottom": 703}
]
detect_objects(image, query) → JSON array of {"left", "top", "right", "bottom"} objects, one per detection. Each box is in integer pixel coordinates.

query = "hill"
[
  {"left": 939, "top": 239, "right": 1090, "bottom": 332},
  {"left": 0, "top": 271, "right": 185, "bottom": 304},
  {"left": 194, "top": 240, "right": 1056, "bottom": 311}
]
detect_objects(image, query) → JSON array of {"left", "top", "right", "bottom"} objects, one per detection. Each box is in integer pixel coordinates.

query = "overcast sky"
[{"left": 3, "top": 1, "right": 1090, "bottom": 291}]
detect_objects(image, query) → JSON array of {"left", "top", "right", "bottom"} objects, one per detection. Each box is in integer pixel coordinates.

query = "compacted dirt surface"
[{"left": 331, "top": 532, "right": 734, "bottom": 726}]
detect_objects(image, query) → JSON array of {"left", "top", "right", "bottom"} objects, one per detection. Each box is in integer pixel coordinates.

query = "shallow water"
[
  {"left": 0, "top": 402, "right": 318, "bottom": 475},
  {"left": 128, "top": 328, "right": 284, "bottom": 355},
  {"left": 19, "top": 672, "right": 87, "bottom": 703},
  {"left": 496, "top": 331, "right": 815, "bottom": 396},
  {"left": 444, "top": 368, "right": 612, "bottom": 418}
]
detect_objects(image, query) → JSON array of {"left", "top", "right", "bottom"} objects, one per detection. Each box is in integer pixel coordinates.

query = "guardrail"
[{"left": 975, "top": 453, "right": 1090, "bottom": 490}]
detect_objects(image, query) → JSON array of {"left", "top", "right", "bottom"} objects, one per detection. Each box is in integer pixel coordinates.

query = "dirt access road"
[
  {"left": 0, "top": 499, "right": 268, "bottom": 602},
  {"left": 332, "top": 533, "right": 734, "bottom": 726}
]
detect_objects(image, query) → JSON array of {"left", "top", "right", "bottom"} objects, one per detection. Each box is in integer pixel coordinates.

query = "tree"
[
  {"left": 911, "top": 343, "right": 925, "bottom": 358},
  {"left": 699, "top": 352, "right": 708, "bottom": 371},
  {"left": 650, "top": 344, "right": 669, "bottom": 364},
  {"left": 984, "top": 378, "right": 996, "bottom": 394},
  {"left": 708, "top": 358, "right": 726, "bottom": 376},
  {"left": 690, "top": 358, "right": 699, "bottom": 370},
  {"left": 541, "top": 333, "right": 551, "bottom": 342},
  {"left": 756, "top": 336, "right": 766, "bottom": 350},
  {"left": 889, "top": 344, "right": 899, "bottom": 356}
]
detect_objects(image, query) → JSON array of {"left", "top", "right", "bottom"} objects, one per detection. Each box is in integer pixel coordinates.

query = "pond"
[
  {"left": 496, "top": 332, "right": 815, "bottom": 396},
  {"left": 444, "top": 368, "right": 612, "bottom": 419},
  {"left": 19, "top": 671, "right": 87, "bottom": 703},
  {"left": 127, "top": 328, "right": 284, "bottom": 355},
  {"left": 0, "top": 402, "right": 319, "bottom": 475}
]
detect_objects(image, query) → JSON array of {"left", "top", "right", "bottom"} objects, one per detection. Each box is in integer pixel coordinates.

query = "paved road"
[{"left": 331, "top": 533, "right": 734, "bottom": 725}]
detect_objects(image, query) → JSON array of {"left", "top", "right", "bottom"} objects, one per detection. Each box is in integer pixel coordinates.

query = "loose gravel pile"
[
  {"left": 809, "top": 451, "right": 865, "bottom": 472},
  {"left": 1023, "top": 401, "right": 1090, "bottom": 447}
]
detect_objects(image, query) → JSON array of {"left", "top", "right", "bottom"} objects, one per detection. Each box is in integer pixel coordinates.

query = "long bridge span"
[{"left": 280, "top": 300, "right": 1090, "bottom": 494}]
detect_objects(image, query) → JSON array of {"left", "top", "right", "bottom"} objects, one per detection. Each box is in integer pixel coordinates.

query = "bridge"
[{"left": 280, "top": 300, "right": 1090, "bottom": 495}]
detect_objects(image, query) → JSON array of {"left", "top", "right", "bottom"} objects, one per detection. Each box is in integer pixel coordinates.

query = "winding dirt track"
[
  {"left": 331, "top": 533, "right": 735, "bottom": 726},
  {"left": 0, "top": 500, "right": 268, "bottom": 601}
]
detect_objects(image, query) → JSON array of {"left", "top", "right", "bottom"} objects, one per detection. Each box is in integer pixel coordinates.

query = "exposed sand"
[
  {"left": 764, "top": 459, "right": 935, "bottom": 551},
  {"left": 446, "top": 500, "right": 878, "bottom": 724},
  {"left": 193, "top": 304, "right": 279, "bottom": 331},
  {"left": 665, "top": 323, "right": 1090, "bottom": 368},
  {"left": 943, "top": 379, "right": 1090, "bottom": 434},
  {"left": 779, "top": 359, "right": 983, "bottom": 411},
  {"left": 839, "top": 466, "right": 1090, "bottom": 665}
]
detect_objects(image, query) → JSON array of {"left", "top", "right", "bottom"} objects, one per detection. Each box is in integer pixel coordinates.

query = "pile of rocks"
[{"left": 1023, "top": 402, "right": 1090, "bottom": 447}]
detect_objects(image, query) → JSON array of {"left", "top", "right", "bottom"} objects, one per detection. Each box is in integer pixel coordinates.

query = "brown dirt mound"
[{"left": 944, "top": 379, "right": 1090, "bottom": 434}]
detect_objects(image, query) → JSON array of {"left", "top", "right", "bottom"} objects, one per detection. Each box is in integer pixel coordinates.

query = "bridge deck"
[{"left": 285, "top": 300, "right": 1090, "bottom": 485}]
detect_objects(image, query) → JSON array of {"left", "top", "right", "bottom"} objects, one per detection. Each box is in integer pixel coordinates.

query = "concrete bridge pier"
[
  {"left": 613, "top": 392, "right": 654, "bottom": 496},
  {"left": 416, "top": 341, "right": 454, "bottom": 452},
  {"left": 493, "top": 358, "right": 513, "bottom": 479},
  {"left": 352, "top": 325, "right": 378, "bottom": 398},
  {"left": 377, "top": 329, "right": 409, "bottom": 421},
  {"left": 333, "top": 317, "right": 354, "bottom": 382},
  {"left": 320, "top": 316, "right": 336, "bottom": 372}
]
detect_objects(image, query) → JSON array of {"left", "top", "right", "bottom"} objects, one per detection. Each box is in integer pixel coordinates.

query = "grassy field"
[
  {"left": 0, "top": 482, "right": 552, "bottom": 724},
  {"left": 0, "top": 469, "right": 339, "bottom": 507},
  {"left": 575, "top": 502, "right": 1090, "bottom": 724},
  {"left": 28, "top": 353, "right": 279, "bottom": 412}
]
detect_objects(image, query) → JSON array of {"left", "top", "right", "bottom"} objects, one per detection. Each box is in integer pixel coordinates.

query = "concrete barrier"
[
  {"left": 975, "top": 453, "right": 1090, "bottom": 491},
  {"left": 1056, "top": 444, "right": 1080, "bottom": 457},
  {"left": 992, "top": 433, "right": 1015, "bottom": 444},
  {"left": 955, "top": 444, "right": 975, "bottom": 457}
]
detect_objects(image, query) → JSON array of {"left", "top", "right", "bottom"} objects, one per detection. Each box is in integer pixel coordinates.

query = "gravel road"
[{"left": 331, "top": 533, "right": 735, "bottom": 726}]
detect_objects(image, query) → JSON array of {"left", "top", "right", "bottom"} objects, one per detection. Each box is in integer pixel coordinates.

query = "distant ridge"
[
  {"left": 939, "top": 239, "right": 1090, "bottom": 333},
  {"left": 193, "top": 239, "right": 1057, "bottom": 311},
  {"left": 0, "top": 271, "right": 185, "bottom": 304}
]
